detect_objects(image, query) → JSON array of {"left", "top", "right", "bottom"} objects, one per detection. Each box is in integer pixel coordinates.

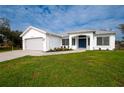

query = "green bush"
[{"left": 48, "top": 47, "right": 72, "bottom": 52}]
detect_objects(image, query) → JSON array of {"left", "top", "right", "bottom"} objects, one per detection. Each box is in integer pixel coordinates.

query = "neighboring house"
[{"left": 20, "top": 26, "right": 116, "bottom": 51}]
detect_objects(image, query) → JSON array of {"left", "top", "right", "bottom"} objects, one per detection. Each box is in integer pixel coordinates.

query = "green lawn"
[{"left": 0, "top": 50, "right": 124, "bottom": 87}]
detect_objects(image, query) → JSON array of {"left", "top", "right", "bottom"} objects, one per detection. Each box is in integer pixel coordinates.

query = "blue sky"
[{"left": 0, "top": 5, "right": 124, "bottom": 40}]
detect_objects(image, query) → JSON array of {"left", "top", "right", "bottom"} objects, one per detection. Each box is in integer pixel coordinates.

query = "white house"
[{"left": 20, "top": 26, "right": 116, "bottom": 51}]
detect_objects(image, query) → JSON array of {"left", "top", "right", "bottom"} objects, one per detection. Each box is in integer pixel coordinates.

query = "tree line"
[{"left": 0, "top": 18, "right": 22, "bottom": 48}]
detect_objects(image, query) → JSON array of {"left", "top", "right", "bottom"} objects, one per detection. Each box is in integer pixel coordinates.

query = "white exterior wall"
[
  {"left": 86, "top": 36, "right": 90, "bottom": 50},
  {"left": 21, "top": 26, "right": 115, "bottom": 51},
  {"left": 22, "top": 29, "right": 47, "bottom": 51},
  {"left": 69, "top": 32, "right": 94, "bottom": 50},
  {"left": 46, "top": 34, "right": 62, "bottom": 51},
  {"left": 69, "top": 36, "right": 78, "bottom": 49},
  {"left": 94, "top": 34, "right": 115, "bottom": 50}
]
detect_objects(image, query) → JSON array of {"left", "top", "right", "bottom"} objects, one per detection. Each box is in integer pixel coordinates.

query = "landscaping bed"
[{"left": 47, "top": 47, "right": 72, "bottom": 52}]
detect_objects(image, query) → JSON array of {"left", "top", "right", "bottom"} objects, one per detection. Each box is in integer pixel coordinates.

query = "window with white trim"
[
  {"left": 62, "top": 39, "right": 69, "bottom": 45},
  {"left": 88, "top": 37, "right": 90, "bottom": 46},
  {"left": 97, "top": 37, "right": 109, "bottom": 46},
  {"left": 72, "top": 38, "right": 75, "bottom": 45}
]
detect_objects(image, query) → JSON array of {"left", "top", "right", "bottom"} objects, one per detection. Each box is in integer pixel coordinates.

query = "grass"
[
  {"left": 0, "top": 50, "right": 124, "bottom": 87},
  {"left": 0, "top": 47, "right": 21, "bottom": 52}
]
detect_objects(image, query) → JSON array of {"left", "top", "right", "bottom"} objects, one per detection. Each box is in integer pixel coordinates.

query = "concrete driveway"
[
  {"left": 0, "top": 50, "right": 44, "bottom": 62},
  {"left": 0, "top": 49, "right": 85, "bottom": 62}
]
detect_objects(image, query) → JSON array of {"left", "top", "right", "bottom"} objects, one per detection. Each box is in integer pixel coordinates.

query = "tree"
[
  {"left": 0, "top": 34, "right": 4, "bottom": 43},
  {"left": 10, "top": 30, "right": 22, "bottom": 47},
  {"left": 0, "top": 18, "right": 10, "bottom": 29},
  {"left": 118, "top": 24, "right": 124, "bottom": 40}
]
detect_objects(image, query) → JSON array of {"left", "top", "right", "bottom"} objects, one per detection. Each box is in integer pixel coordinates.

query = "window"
[
  {"left": 72, "top": 38, "right": 75, "bottom": 45},
  {"left": 97, "top": 37, "right": 109, "bottom": 46},
  {"left": 88, "top": 37, "right": 90, "bottom": 46},
  {"left": 62, "top": 39, "right": 69, "bottom": 45},
  {"left": 104, "top": 37, "right": 109, "bottom": 45},
  {"left": 62, "top": 39, "right": 65, "bottom": 45},
  {"left": 97, "top": 37, "right": 102, "bottom": 45}
]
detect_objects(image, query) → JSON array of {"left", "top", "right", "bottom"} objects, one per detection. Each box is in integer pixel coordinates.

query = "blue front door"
[{"left": 79, "top": 39, "right": 86, "bottom": 48}]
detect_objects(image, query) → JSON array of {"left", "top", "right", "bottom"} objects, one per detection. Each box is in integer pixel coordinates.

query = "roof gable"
[
  {"left": 20, "top": 26, "right": 46, "bottom": 37},
  {"left": 20, "top": 26, "right": 62, "bottom": 37}
]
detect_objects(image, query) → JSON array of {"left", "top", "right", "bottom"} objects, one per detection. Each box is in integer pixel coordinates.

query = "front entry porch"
[
  {"left": 78, "top": 36, "right": 86, "bottom": 48},
  {"left": 69, "top": 35, "right": 90, "bottom": 50}
]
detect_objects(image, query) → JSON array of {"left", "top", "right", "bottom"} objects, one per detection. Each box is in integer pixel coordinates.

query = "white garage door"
[{"left": 25, "top": 38, "right": 44, "bottom": 51}]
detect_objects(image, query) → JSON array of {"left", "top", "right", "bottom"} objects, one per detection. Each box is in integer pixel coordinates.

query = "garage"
[
  {"left": 20, "top": 26, "right": 62, "bottom": 51},
  {"left": 25, "top": 38, "right": 44, "bottom": 51}
]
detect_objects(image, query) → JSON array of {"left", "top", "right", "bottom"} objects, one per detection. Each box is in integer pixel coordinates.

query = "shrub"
[
  {"left": 47, "top": 47, "right": 72, "bottom": 52},
  {"left": 99, "top": 48, "right": 101, "bottom": 51},
  {"left": 106, "top": 48, "right": 109, "bottom": 51}
]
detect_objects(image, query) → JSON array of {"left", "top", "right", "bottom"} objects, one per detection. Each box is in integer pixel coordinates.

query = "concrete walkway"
[
  {"left": 0, "top": 49, "right": 85, "bottom": 62},
  {"left": 32, "top": 49, "right": 86, "bottom": 56}
]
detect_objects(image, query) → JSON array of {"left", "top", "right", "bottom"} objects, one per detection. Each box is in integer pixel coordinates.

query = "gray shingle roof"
[
  {"left": 95, "top": 30, "right": 116, "bottom": 35},
  {"left": 62, "top": 29, "right": 116, "bottom": 36},
  {"left": 21, "top": 26, "right": 116, "bottom": 38}
]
